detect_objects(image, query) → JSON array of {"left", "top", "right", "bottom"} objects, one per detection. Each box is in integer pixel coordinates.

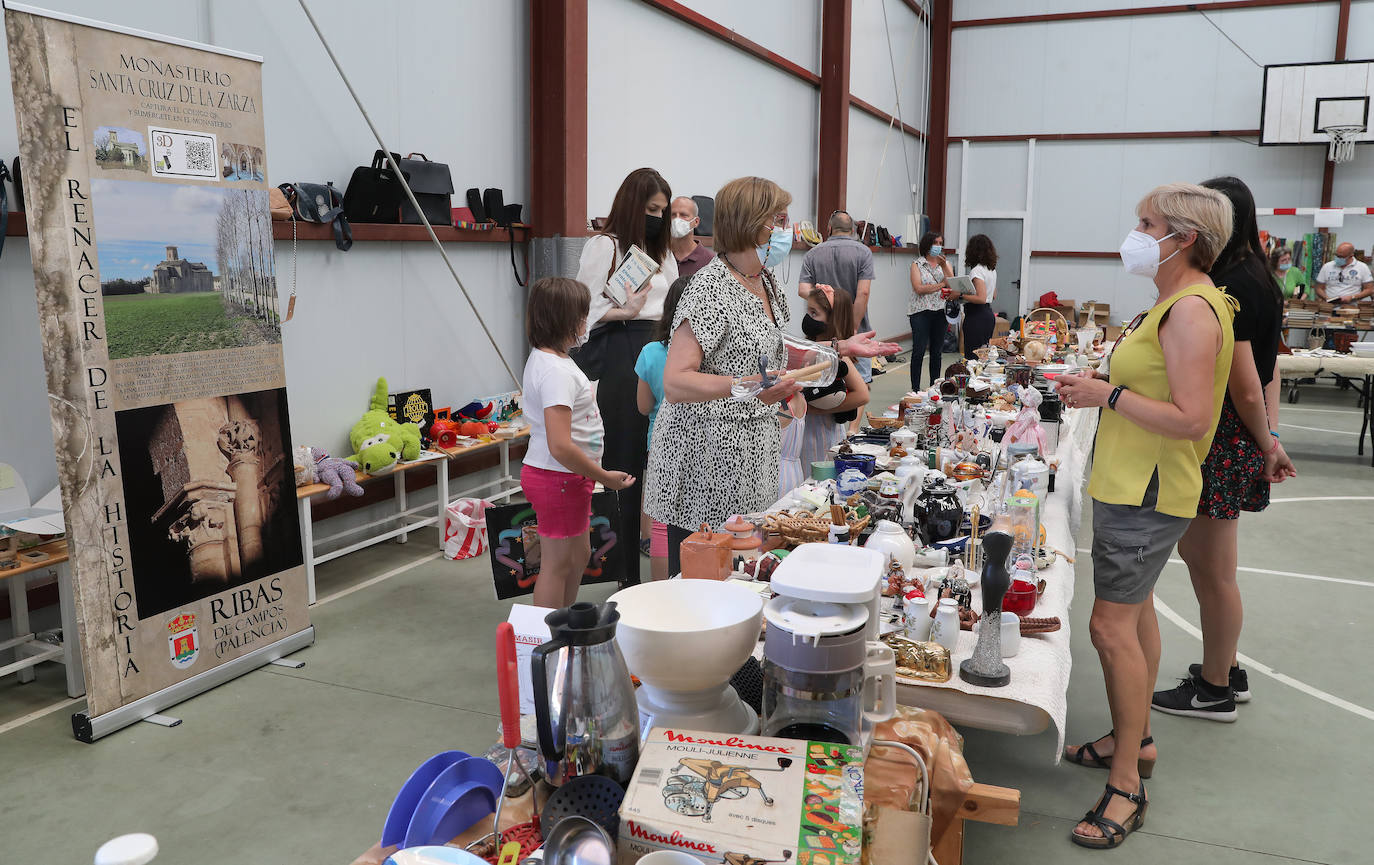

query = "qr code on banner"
[{"left": 147, "top": 126, "right": 219, "bottom": 180}]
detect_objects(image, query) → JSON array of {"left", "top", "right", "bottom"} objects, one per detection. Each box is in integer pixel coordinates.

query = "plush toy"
[
  {"left": 293, "top": 446, "right": 317, "bottom": 486},
  {"left": 315, "top": 448, "right": 364, "bottom": 499},
  {"left": 456, "top": 400, "right": 494, "bottom": 421},
  {"left": 457, "top": 421, "right": 490, "bottom": 438},
  {"left": 348, "top": 377, "right": 422, "bottom": 473}
]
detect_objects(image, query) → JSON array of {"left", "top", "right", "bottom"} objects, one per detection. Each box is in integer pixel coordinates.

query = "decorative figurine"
[{"left": 960, "top": 528, "right": 1014, "bottom": 687}]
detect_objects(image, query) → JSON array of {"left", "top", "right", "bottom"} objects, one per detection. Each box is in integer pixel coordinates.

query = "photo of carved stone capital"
[{"left": 115, "top": 388, "right": 302, "bottom": 619}]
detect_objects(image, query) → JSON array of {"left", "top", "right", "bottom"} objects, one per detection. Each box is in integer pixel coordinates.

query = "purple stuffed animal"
[{"left": 315, "top": 448, "right": 364, "bottom": 500}]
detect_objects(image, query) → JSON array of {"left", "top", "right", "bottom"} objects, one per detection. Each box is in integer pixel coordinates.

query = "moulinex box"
[{"left": 617, "top": 728, "right": 865, "bottom": 865}]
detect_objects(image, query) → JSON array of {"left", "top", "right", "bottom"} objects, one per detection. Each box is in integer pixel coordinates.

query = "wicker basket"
[
  {"left": 763, "top": 511, "right": 871, "bottom": 546},
  {"left": 1021, "top": 307, "right": 1070, "bottom": 342}
]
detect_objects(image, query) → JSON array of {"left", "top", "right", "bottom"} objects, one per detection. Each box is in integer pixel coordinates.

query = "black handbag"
[
  {"left": 10, "top": 157, "right": 22, "bottom": 212},
  {"left": 691, "top": 195, "right": 714, "bottom": 236},
  {"left": 396, "top": 153, "right": 453, "bottom": 226},
  {"left": 465, "top": 187, "right": 488, "bottom": 222},
  {"left": 0, "top": 160, "right": 9, "bottom": 259},
  {"left": 344, "top": 150, "right": 407, "bottom": 224},
  {"left": 280, "top": 182, "right": 353, "bottom": 251}
]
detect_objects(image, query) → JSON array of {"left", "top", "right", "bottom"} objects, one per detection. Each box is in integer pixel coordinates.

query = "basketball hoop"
[{"left": 1321, "top": 125, "right": 1364, "bottom": 164}]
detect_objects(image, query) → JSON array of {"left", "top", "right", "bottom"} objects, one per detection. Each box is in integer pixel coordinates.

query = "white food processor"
[
  {"left": 608, "top": 579, "right": 764, "bottom": 736},
  {"left": 763, "top": 544, "right": 897, "bottom": 754}
]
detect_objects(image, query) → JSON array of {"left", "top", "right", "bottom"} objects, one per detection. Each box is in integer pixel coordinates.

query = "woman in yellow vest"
[{"left": 1054, "top": 183, "right": 1236, "bottom": 850}]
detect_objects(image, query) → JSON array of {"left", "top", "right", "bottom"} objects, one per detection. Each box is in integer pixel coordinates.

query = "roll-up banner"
[{"left": 4, "top": 3, "right": 312, "bottom": 741}]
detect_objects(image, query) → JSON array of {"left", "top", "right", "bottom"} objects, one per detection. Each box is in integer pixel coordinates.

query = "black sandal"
[
  {"left": 1063, "top": 729, "right": 1156, "bottom": 778},
  {"left": 1071, "top": 783, "right": 1148, "bottom": 849}
]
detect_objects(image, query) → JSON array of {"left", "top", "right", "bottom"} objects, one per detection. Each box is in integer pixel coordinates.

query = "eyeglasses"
[
  {"left": 770, "top": 213, "right": 789, "bottom": 229},
  {"left": 1110, "top": 312, "right": 1147, "bottom": 354}
]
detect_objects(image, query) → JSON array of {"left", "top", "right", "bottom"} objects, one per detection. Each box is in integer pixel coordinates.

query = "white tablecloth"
[
  {"left": 1277, "top": 351, "right": 1374, "bottom": 378},
  {"left": 895, "top": 407, "right": 1098, "bottom": 761}
]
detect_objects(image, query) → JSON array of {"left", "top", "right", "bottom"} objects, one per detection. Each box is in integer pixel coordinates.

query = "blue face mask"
[
  {"left": 930, "top": 245, "right": 943, "bottom": 257},
  {"left": 1336, "top": 256, "right": 1350, "bottom": 267},
  {"left": 1278, "top": 262, "right": 1291, "bottom": 271},
  {"left": 757, "top": 226, "right": 791, "bottom": 268}
]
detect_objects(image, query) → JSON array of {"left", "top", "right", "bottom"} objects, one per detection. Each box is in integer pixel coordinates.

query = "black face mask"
[
  {"left": 800, "top": 314, "right": 825, "bottom": 339},
  {"left": 645, "top": 214, "right": 664, "bottom": 239}
]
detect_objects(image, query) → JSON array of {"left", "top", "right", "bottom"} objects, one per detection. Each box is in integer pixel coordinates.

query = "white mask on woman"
[
  {"left": 1119, "top": 230, "right": 1179, "bottom": 278},
  {"left": 670, "top": 217, "right": 693, "bottom": 239}
]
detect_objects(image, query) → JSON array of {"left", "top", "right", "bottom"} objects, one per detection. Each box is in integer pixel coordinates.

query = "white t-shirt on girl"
[
  {"left": 523, "top": 349, "right": 604, "bottom": 474},
  {"left": 970, "top": 264, "right": 997, "bottom": 302}
]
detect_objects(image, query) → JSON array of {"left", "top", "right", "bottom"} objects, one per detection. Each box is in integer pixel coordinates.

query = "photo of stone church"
[
  {"left": 93, "top": 125, "right": 149, "bottom": 172},
  {"left": 114, "top": 387, "right": 302, "bottom": 619},
  {"left": 148, "top": 245, "right": 215, "bottom": 294}
]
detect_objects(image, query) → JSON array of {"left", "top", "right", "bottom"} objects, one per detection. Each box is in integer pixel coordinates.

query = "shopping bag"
[
  {"left": 485, "top": 491, "right": 624, "bottom": 599},
  {"left": 444, "top": 497, "right": 492, "bottom": 560}
]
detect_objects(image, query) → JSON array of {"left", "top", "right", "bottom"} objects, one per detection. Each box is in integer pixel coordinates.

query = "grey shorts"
[{"left": 1091, "top": 474, "right": 1191, "bottom": 605}]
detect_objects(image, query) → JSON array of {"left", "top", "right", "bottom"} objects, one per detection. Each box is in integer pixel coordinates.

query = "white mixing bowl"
[{"left": 609, "top": 580, "right": 763, "bottom": 693}]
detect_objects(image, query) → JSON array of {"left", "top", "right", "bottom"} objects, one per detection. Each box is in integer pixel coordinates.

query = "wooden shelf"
[
  {"left": 2, "top": 211, "right": 525, "bottom": 245},
  {"left": 272, "top": 220, "right": 528, "bottom": 244}
]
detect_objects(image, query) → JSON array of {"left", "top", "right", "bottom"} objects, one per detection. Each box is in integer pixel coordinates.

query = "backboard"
[{"left": 1260, "top": 59, "right": 1373, "bottom": 146}]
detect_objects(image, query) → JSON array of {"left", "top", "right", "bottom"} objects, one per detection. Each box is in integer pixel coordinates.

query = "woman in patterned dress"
[{"left": 643, "top": 177, "right": 897, "bottom": 575}]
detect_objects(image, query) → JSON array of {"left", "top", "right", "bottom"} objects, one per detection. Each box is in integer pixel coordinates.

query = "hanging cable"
[
  {"left": 861, "top": 10, "right": 922, "bottom": 233},
  {"left": 879, "top": 0, "right": 919, "bottom": 222},
  {"left": 1197, "top": 9, "right": 1263, "bottom": 68},
  {"left": 297, "top": 0, "right": 522, "bottom": 390}
]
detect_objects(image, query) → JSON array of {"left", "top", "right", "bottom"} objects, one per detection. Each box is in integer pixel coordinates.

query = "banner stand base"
[{"left": 71, "top": 626, "right": 316, "bottom": 743}]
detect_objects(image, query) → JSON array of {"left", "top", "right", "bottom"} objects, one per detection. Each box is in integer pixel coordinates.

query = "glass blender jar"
[{"left": 761, "top": 597, "right": 871, "bottom": 746}]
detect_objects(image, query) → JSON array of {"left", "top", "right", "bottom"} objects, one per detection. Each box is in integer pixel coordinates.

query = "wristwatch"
[{"left": 1108, "top": 385, "right": 1127, "bottom": 410}]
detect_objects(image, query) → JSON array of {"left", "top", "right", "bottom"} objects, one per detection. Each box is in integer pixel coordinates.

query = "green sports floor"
[{"left": 0, "top": 360, "right": 1369, "bottom": 864}]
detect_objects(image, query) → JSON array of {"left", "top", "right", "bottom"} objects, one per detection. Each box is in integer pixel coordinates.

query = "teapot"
[
  {"left": 531, "top": 602, "right": 640, "bottom": 787},
  {"left": 916, "top": 478, "right": 964, "bottom": 544}
]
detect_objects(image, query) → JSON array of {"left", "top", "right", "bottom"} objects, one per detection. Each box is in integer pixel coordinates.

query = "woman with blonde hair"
[
  {"left": 1055, "top": 182, "right": 1236, "bottom": 850},
  {"left": 643, "top": 177, "right": 897, "bottom": 575}
]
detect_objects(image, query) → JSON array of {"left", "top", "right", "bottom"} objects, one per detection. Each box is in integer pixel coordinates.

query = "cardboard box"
[
  {"left": 1078, "top": 302, "right": 1111, "bottom": 328},
  {"left": 618, "top": 728, "right": 865, "bottom": 865}
]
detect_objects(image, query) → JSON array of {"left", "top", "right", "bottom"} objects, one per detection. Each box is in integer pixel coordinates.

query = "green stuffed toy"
[{"left": 347, "top": 377, "right": 422, "bottom": 473}]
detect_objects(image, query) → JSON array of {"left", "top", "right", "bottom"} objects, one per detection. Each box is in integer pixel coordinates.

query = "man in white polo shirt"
[{"left": 1315, "top": 242, "right": 1374, "bottom": 303}]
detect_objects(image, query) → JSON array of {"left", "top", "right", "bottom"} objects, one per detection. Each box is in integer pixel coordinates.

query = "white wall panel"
[
  {"left": 679, "top": 0, "right": 822, "bottom": 74},
  {"left": 953, "top": 0, "right": 1236, "bottom": 19},
  {"left": 847, "top": 109, "right": 924, "bottom": 233},
  {"left": 1025, "top": 259, "right": 1155, "bottom": 321},
  {"left": 850, "top": 0, "right": 928, "bottom": 123},
  {"left": 1351, "top": 1, "right": 1374, "bottom": 57},
  {"left": 950, "top": 5, "right": 1339, "bottom": 136},
  {"left": 963, "top": 142, "right": 1027, "bottom": 212},
  {"left": 943, "top": 142, "right": 961, "bottom": 244},
  {"left": 589, "top": 0, "right": 818, "bottom": 221}
]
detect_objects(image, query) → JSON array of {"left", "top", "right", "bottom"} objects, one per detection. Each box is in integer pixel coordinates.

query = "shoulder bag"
[
  {"left": 344, "top": 150, "right": 406, "bottom": 224},
  {"left": 280, "top": 182, "right": 353, "bottom": 251},
  {"left": 396, "top": 153, "right": 454, "bottom": 226}
]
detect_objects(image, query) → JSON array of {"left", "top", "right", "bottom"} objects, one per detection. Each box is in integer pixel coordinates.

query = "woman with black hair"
[
  {"left": 960, "top": 234, "right": 998, "bottom": 358},
  {"left": 1151, "top": 176, "right": 1296, "bottom": 721},
  {"left": 908, "top": 231, "right": 952, "bottom": 390},
  {"left": 574, "top": 167, "right": 680, "bottom": 585}
]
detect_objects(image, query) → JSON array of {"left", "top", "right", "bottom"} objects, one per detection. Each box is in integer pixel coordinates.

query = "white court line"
[
  {"left": 1284, "top": 406, "right": 1361, "bottom": 415},
  {"left": 1075, "top": 548, "right": 1374, "bottom": 588},
  {"left": 1152, "top": 596, "right": 1374, "bottom": 722},
  {"left": 1269, "top": 496, "right": 1374, "bottom": 504},
  {"left": 314, "top": 551, "right": 444, "bottom": 607},
  {"left": 1278, "top": 422, "right": 1359, "bottom": 436},
  {"left": 0, "top": 696, "right": 83, "bottom": 737}
]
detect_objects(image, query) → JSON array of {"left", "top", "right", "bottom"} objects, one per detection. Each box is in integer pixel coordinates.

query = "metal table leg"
[
  {"left": 395, "top": 470, "right": 409, "bottom": 544},
  {"left": 299, "top": 495, "right": 317, "bottom": 605},
  {"left": 437, "top": 459, "right": 450, "bottom": 553},
  {"left": 56, "top": 560, "right": 84, "bottom": 697},
  {"left": 7, "top": 570, "right": 33, "bottom": 684},
  {"left": 1363, "top": 375, "right": 1373, "bottom": 465}
]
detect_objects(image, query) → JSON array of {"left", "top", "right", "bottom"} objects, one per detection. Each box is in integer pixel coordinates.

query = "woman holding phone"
[{"left": 573, "top": 167, "right": 680, "bottom": 584}]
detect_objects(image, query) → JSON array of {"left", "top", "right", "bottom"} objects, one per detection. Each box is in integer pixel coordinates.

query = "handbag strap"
[
  {"left": 0, "top": 160, "right": 8, "bottom": 260},
  {"left": 405, "top": 152, "right": 429, "bottom": 161},
  {"left": 508, "top": 225, "right": 526, "bottom": 287},
  {"left": 371, "top": 149, "right": 402, "bottom": 170}
]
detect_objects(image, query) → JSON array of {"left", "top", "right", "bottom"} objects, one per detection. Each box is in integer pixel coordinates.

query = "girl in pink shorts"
[{"left": 521, "top": 278, "right": 635, "bottom": 608}]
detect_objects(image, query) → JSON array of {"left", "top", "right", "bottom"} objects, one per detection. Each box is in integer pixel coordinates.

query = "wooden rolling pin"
[{"left": 783, "top": 360, "right": 834, "bottom": 383}]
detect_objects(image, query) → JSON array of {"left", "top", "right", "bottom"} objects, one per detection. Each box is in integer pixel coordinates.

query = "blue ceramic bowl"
[{"left": 834, "top": 453, "right": 877, "bottom": 477}]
